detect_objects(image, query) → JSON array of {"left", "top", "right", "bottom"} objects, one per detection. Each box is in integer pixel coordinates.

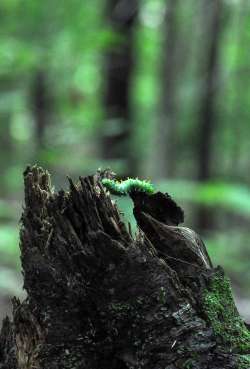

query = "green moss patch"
[
  {"left": 238, "top": 354, "right": 250, "bottom": 369},
  {"left": 203, "top": 269, "right": 250, "bottom": 353}
]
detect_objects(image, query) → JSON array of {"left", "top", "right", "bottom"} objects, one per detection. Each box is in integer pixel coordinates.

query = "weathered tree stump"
[{"left": 0, "top": 166, "right": 249, "bottom": 369}]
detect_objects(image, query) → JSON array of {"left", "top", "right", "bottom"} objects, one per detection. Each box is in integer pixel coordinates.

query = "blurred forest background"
[{"left": 0, "top": 0, "right": 250, "bottom": 323}]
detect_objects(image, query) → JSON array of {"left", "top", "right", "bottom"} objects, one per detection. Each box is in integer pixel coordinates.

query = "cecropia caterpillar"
[{"left": 101, "top": 178, "right": 155, "bottom": 196}]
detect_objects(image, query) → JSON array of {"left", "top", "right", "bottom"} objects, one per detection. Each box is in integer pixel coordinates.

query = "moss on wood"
[{"left": 203, "top": 268, "right": 250, "bottom": 356}]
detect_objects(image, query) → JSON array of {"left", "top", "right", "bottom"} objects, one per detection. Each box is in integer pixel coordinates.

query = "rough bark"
[{"left": 0, "top": 166, "right": 249, "bottom": 369}]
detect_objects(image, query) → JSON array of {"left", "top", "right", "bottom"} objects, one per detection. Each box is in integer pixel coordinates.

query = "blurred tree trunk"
[
  {"left": 0, "top": 76, "right": 16, "bottom": 197},
  {"left": 153, "top": 0, "right": 180, "bottom": 179},
  {"left": 30, "top": 69, "right": 52, "bottom": 159},
  {"left": 196, "top": 0, "right": 223, "bottom": 232},
  {"left": 102, "top": 0, "right": 138, "bottom": 176},
  {"left": 0, "top": 112, "right": 12, "bottom": 196},
  {"left": 230, "top": 0, "right": 249, "bottom": 178}
]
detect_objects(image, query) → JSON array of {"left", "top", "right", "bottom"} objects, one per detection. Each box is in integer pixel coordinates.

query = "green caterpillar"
[{"left": 101, "top": 178, "right": 155, "bottom": 196}]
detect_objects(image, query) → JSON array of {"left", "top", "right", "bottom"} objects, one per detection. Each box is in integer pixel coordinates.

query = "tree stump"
[{"left": 0, "top": 166, "right": 249, "bottom": 369}]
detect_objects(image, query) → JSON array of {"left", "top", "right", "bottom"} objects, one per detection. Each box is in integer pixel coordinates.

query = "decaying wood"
[{"left": 0, "top": 166, "right": 249, "bottom": 369}]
